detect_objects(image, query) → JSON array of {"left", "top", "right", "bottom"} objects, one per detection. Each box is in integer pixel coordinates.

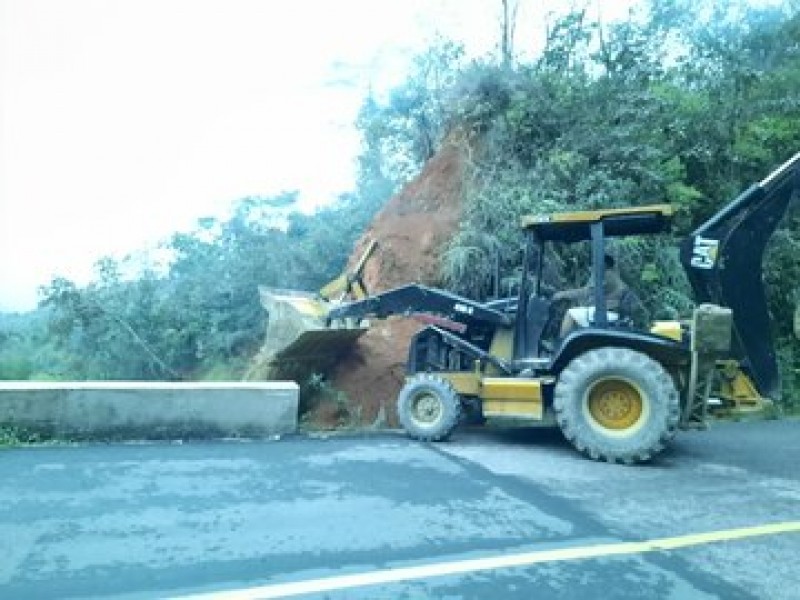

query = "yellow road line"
[{"left": 174, "top": 520, "right": 800, "bottom": 600}]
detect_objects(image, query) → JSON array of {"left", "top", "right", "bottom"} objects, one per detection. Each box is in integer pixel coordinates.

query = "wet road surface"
[{"left": 1, "top": 419, "right": 798, "bottom": 599}]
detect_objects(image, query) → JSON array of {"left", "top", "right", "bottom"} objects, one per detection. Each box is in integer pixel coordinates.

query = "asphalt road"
[{"left": 1, "top": 419, "right": 798, "bottom": 599}]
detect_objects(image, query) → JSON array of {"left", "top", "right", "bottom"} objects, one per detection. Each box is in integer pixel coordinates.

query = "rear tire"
[
  {"left": 397, "top": 374, "right": 461, "bottom": 442},
  {"left": 554, "top": 347, "right": 680, "bottom": 464}
]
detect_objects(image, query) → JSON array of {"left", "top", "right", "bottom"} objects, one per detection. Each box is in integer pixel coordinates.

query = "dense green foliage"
[
  {"left": 1, "top": 0, "right": 798, "bottom": 402},
  {"left": 1, "top": 191, "right": 387, "bottom": 381}
]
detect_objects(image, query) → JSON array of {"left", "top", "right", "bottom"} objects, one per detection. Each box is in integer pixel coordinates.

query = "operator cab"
[{"left": 514, "top": 204, "right": 675, "bottom": 362}]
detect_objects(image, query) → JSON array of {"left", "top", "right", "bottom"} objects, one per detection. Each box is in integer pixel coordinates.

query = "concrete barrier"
[{"left": 0, "top": 381, "right": 298, "bottom": 440}]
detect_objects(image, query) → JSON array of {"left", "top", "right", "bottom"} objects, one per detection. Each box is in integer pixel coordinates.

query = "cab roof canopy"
[{"left": 521, "top": 204, "right": 674, "bottom": 243}]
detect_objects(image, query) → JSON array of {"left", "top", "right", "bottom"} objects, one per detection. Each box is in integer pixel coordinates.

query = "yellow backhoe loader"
[{"left": 256, "top": 153, "right": 799, "bottom": 463}]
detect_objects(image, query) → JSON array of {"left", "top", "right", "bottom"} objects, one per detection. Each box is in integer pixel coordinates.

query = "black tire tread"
[
  {"left": 554, "top": 347, "right": 680, "bottom": 464},
  {"left": 397, "top": 373, "right": 461, "bottom": 442}
]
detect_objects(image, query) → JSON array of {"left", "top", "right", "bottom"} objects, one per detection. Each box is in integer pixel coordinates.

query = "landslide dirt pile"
[{"left": 322, "top": 135, "right": 469, "bottom": 427}]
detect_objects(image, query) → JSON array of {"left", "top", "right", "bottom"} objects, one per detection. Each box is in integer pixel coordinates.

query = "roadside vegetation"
[
  {"left": 1, "top": 0, "right": 798, "bottom": 407},
  {"left": 0, "top": 425, "right": 42, "bottom": 448}
]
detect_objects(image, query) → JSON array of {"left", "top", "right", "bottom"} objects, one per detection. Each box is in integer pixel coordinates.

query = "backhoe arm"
[{"left": 679, "top": 152, "right": 800, "bottom": 399}]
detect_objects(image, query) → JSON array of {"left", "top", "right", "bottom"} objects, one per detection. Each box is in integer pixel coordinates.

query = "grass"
[{"left": 0, "top": 425, "right": 42, "bottom": 448}]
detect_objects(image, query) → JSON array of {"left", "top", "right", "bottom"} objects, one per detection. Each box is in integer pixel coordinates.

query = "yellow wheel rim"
[
  {"left": 410, "top": 392, "right": 443, "bottom": 425},
  {"left": 586, "top": 379, "right": 644, "bottom": 431}
]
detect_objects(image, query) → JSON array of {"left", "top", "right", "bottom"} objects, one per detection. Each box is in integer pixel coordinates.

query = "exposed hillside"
[{"left": 312, "top": 133, "right": 469, "bottom": 427}]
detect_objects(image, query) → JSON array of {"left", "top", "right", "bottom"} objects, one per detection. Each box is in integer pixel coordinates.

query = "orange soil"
[{"left": 325, "top": 136, "right": 468, "bottom": 426}]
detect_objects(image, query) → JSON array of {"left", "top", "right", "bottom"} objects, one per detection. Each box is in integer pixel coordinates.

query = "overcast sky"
[{"left": 0, "top": 0, "right": 642, "bottom": 312}]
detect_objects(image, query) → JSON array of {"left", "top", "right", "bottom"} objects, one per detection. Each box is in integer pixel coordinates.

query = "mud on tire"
[
  {"left": 397, "top": 374, "right": 462, "bottom": 442},
  {"left": 554, "top": 347, "right": 680, "bottom": 464}
]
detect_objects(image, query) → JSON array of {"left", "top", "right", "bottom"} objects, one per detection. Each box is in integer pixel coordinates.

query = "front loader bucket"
[{"left": 248, "top": 286, "right": 367, "bottom": 382}]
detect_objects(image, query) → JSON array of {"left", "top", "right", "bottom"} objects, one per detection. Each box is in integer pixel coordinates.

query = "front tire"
[
  {"left": 397, "top": 374, "right": 461, "bottom": 441},
  {"left": 554, "top": 347, "right": 680, "bottom": 464}
]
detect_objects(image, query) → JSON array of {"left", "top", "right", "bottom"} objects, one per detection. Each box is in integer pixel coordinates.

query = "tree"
[
  {"left": 32, "top": 185, "right": 388, "bottom": 381},
  {"left": 356, "top": 41, "right": 466, "bottom": 185},
  {"left": 500, "top": 0, "right": 521, "bottom": 67}
]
